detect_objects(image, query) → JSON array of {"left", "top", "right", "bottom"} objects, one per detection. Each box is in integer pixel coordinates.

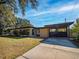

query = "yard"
[{"left": 0, "top": 37, "right": 41, "bottom": 59}]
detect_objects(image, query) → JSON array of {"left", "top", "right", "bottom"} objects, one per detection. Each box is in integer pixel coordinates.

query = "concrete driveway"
[
  {"left": 16, "top": 38, "right": 79, "bottom": 59},
  {"left": 43, "top": 38, "right": 77, "bottom": 48}
]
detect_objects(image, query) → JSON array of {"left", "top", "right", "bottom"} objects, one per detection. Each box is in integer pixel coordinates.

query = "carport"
[{"left": 45, "top": 22, "right": 73, "bottom": 37}]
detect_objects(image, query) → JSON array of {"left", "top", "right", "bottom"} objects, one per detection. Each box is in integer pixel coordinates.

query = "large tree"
[
  {"left": 0, "top": 0, "right": 38, "bottom": 26},
  {"left": 0, "top": 4, "right": 17, "bottom": 35},
  {"left": 0, "top": 0, "right": 38, "bottom": 25},
  {"left": 71, "top": 18, "right": 79, "bottom": 39},
  {"left": 72, "top": 18, "right": 79, "bottom": 33},
  {"left": 0, "top": 0, "right": 37, "bottom": 35},
  {"left": 16, "top": 18, "right": 33, "bottom": 28},
  {"left": 0, "top": 0, "right": 38, "bottom": 15}
]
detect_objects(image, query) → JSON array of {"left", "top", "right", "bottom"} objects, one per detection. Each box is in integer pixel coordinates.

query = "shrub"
[
  {"left": 13, "top": 30, "right": 20, "bottom": 37},
  {"left": 77, "top": 33, "right": 79, "bottom": 40}
]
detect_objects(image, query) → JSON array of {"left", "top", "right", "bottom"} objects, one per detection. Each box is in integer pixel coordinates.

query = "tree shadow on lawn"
[
  {"left": 0, "top": 35, "right": 24, "bottom": 39},
  {"left": 0, "top": 35, "right": 43, "bottom": 40}
]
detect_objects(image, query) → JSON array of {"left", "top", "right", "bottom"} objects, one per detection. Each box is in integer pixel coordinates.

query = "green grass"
[{"left": 0, "top": 37, "right": 41, "bottom": 59}]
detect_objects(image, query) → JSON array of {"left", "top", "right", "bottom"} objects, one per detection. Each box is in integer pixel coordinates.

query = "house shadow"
[{"left": 41, "top": 38, "right": 78, "bottom": 48}]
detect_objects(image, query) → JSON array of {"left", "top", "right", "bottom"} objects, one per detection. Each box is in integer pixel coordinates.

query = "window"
[
  {"left": 57, "top": 28, "right": 66, "bottom": 32},
  {"left": 32, "top": 29, "right": 34, "bottom": 35},
  {"left": 50, "top": 29, "right": 56, "bottom": 32}
]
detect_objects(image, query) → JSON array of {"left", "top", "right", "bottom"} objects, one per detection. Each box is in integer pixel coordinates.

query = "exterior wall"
[{"left": 39, "top": 28, "right": 49, "bottom": 38}]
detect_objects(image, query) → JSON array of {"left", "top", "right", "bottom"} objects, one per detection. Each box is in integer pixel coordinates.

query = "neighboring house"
[{"left": 2, "top": 22, "right": 73, "bottom": 38}]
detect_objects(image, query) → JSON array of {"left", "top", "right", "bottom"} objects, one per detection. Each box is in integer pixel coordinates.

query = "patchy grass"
[{"left": 0, "top": 37, "right": 41, "bottom": 59}]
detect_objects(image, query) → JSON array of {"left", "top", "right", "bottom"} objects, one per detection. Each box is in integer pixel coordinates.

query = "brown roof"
[{"left": 45, "top": 22, "right": 74, "bottom": 28}]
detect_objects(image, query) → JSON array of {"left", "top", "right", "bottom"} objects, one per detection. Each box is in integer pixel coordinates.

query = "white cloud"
[
  {"left": 28, "top": 4, "right": 79, "bottom": 17},
  {"left": 58, "top": 5, "right": 74, "bottom": 12},
  {"left": 58, "top": 4, "right": 79, "bottom": 12}
]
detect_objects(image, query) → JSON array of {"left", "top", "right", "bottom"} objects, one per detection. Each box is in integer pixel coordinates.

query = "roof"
[
  {"left": 35, "top": 27, "right": 48, "bottom": 29},
  {"left": 45, "top": 22, "right": 74, "bottom": 28},
  {"left": 4, "top": 22, "right": 74, "bottom": 30},
  {"left": 4, "top": 26, "right": 35, "bottom": 30}
]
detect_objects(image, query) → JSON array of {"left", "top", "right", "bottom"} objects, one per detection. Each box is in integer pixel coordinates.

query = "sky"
[{"left": 16, "top": 0, "right": 79, "bottom": 27}]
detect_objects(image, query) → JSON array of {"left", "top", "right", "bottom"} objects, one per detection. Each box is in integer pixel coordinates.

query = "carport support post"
[
  {"left": 29, "top": 28, "right": 33, "bottom": 37},
  {"left": 66, "top": 27, "right": 70, "bottom": 38}
]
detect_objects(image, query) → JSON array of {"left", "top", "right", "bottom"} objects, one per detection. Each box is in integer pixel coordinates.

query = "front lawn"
[{"left": 0, "top": 37, "right": 41, "bottom": 59}]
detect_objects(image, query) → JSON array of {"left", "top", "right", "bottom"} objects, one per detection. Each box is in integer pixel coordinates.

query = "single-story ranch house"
[{"left": 2, "top": 22, "right": 73, "bottom": 38}]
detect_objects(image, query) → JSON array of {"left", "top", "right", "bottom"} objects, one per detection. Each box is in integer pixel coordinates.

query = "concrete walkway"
[{"left": 16, "top": 43, "right": 79, "bottom": 59}]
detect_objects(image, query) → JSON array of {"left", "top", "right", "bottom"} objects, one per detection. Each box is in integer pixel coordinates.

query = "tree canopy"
[
  {"left": 0, "top": 0, "right": 38, "bottom": 26},
  {"left": 16, "top": 18, "right": 33, "bottom": 28},
  {"left": 0, "top": 0, "right": 37, "bottom": 33},
  {"left": 72, "top": 18, "right": 79, "bottom": 33},
  {"left": 0, "top": 0, "right": 38, "bottom": 15},
  {"left": 71, "top": 18, "right": 79, "bottom": 39}
]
